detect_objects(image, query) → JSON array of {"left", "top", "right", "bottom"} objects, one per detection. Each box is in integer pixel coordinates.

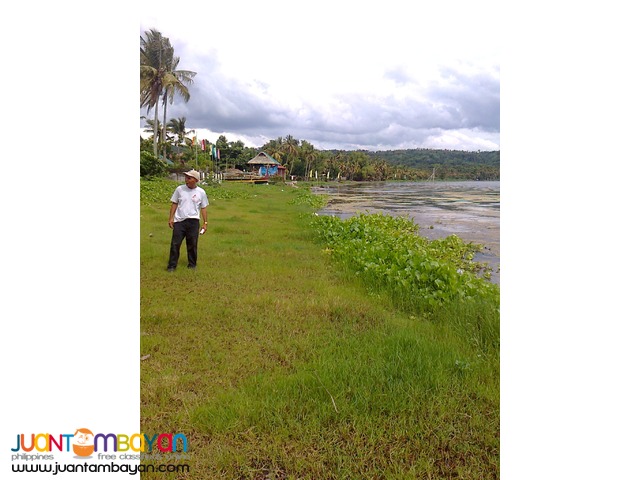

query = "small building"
[{"left": 247, "top": 152, "right": 286, "bottom": 178}]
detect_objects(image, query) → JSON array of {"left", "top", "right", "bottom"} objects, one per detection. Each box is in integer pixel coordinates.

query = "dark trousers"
[{"left": 167, "top": 219, "right": 200, "bottom": 269}]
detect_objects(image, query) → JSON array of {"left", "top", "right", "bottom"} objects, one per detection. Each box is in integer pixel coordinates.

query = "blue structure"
[{"left": 247, "top": 151, "right": 284, "bottom": 178}]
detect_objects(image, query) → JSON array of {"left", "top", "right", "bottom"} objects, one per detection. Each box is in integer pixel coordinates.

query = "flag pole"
[{"left": 195, "top": 138, "right": 198, "bottom": 170}]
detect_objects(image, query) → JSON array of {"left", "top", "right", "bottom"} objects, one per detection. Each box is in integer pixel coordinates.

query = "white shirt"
[{"left": 170, "top": 185, "right": 209, "bottom": 222}]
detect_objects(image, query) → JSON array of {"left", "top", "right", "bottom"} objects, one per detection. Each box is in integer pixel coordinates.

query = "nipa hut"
[{"left": 247, "top": 152, "right": 286, "bottom": 178}]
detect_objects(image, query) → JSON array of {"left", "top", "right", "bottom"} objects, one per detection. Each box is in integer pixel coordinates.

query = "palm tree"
[
  {"left": 141, "top": 117, "right": 163, "bottom": 145},
  {"left": 263, "top": 137, "right": 285, "bottom": 164},
  {"left": 166, "top": 117, "right": 194, "bottom": 146},
  {"left": 140, "top": 29, "right": 196, "bottom": 158},
  {"left": 300, "top": 140, "right": 316, "bottom": 179},
  {"left": 140, "top": 29, "right": 170, "bottom": 157},
  {"left": 333, "top": 151, "right": 345, "bottom": 180},
  {"left": 282, "top": 135, "right": 299, "bottom": 180},
  {"left": 160, "top": 57, "right": 196, "bottom": 159}
]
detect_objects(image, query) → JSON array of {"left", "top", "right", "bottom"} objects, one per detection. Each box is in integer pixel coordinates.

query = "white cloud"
[{"left": 140, "top": 0, "right": 500, "bottom": 150}]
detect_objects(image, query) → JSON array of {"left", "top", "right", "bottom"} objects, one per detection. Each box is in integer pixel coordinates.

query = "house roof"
[{"left": 247, "top": 151, "right": 280, "bottom": 165}]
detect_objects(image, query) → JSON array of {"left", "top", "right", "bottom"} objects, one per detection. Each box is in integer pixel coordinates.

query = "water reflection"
[{"left": 312, "top": 181, "right": 500, "bottom": 283}]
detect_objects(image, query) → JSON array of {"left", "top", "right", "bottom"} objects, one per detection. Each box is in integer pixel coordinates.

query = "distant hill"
[{"left": 367, "top": 149, "right": 500, "bottom": 180}]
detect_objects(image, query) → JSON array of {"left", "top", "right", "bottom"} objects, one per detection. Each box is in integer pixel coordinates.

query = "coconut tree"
[
  {"left": 166, "top": 117, "right": 194, "bottom": 146},
  {"left": 140, "top": 29, "right": 170, "bottom": 157},
  {"left": 140, "top": 29, "right": 195, "bottom": 159},
  {"left": 142, "top": 117, "right": 164, "bottom": 145},
  {"left": 300, "top": 140, "right": 316, "bottom": 179},
  {"left": 263, "top": 137, "right": 285, "bottom": 163},
  {"left": 332, "top": 151, "right": 346, "bottom": 179},
  {"left": 282, "top": 135, "right": 299, "bottom": 180},
  {"left": 160, "top": 57, "right": 196, "bottom": 160}
]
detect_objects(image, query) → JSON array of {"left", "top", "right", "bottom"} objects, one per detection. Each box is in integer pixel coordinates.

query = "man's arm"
[
  {"left": 200, "top": 207, "right": 208, "bottom": 233},
  {"left": 168, "top": 202, "right": 178, "bottom": 229}
]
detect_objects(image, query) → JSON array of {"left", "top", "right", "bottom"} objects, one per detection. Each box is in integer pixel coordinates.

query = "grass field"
[{"left": 140, "top": 179, "right": 499, "bottom": 479}]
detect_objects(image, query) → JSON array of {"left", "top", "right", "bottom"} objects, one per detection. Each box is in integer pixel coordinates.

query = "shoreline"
[{"left": 317, "top": 195, "right": 500, "bottom": 284}]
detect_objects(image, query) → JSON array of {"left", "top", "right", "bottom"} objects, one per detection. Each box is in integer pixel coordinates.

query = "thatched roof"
[{"left": 247, "top": 151, "right": 280, "bottom": 165}]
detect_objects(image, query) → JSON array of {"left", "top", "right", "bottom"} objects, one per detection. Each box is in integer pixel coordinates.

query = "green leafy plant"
[
  {"left": 311, "top": 213, "right": 499, "bottom": 313},
  {"left": 288, "top": 188, "right": 328, "bottom": 209},
  {"left": 140, "top": 151, "right": 168, "bottom": 179}
]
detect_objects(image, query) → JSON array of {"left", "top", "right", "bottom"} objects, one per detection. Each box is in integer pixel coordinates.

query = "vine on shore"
[{"left": 311, "top": 213, "right": 499, "bottom": 312}]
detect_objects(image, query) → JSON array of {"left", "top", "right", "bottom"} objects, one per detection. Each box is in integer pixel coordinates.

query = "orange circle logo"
[{"left": 72, "top": 428, "right": 94, "bottom": 457}]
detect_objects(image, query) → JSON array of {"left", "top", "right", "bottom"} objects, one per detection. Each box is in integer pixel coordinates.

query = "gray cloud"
[
  {"left": 429, "top": 67, "right": 500, "bottom": 131},
  {"left": 143, "top": 49, "right": 499, "bottom": 151}
]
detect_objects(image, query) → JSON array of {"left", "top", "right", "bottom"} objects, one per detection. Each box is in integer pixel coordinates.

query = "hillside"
[{"left": 368, "top": 148, "right": 500, "bottom": 180}]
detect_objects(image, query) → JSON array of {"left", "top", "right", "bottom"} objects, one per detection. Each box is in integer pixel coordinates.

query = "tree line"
[
  {"left": 368, "top": 149, "right": 500, "bottom": 180},
  {"left": 141, "top": 132, "right": 499, "bottom": 181}
]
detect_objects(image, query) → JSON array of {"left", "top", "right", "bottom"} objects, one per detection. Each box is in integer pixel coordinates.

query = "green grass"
[{"left": 140, "top": 180, "right": 499, "bottom": 479}]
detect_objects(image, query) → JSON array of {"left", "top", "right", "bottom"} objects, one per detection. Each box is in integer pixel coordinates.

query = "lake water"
[{"left": 311, "top": 180, "right": 500, "bottom": 283}]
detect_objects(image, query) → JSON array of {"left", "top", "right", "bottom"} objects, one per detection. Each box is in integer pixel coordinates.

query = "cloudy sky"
[{"left": 140, "top": 1, "right": 500, "bottom": 151}]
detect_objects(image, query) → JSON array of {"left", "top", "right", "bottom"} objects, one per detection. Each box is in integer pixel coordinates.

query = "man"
[{"left": 167, "top": 170, "right": 209, "bottom": 271}]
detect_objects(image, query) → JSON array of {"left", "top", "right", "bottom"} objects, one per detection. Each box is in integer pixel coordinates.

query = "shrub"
[{"left": 140, "top": 151, "right": 168, "bottom": 179}]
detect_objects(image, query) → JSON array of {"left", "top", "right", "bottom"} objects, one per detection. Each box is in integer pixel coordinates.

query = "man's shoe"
[
  {"left": 187, "top": 265, "right": 197, "bottom": 270},
  {"left": 167, "top": 267, "right": 176, "bottom": 272}
]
